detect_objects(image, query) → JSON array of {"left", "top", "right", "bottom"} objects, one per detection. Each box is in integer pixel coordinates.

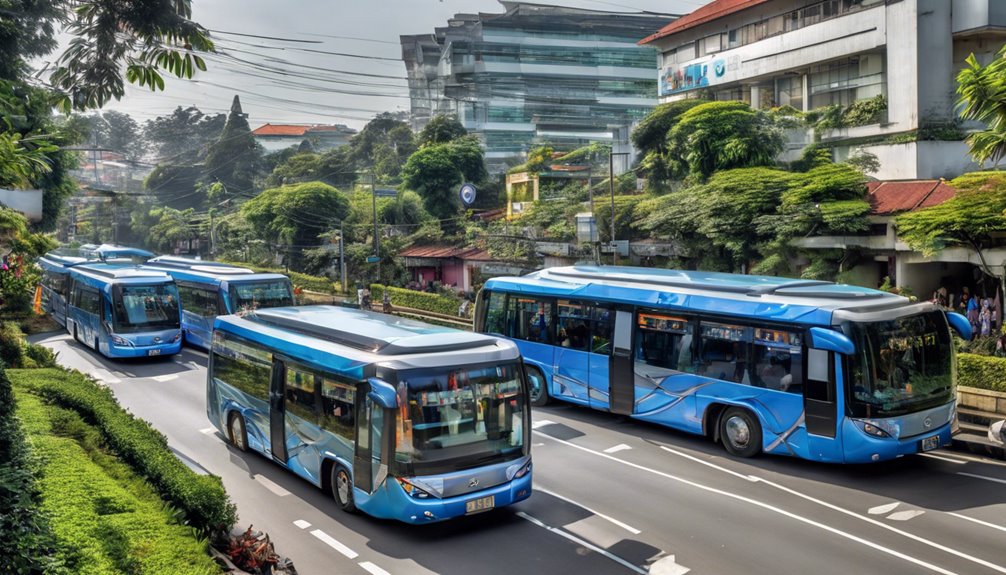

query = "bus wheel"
[
  {"left": 527, "top": 366, "right": 550, "bottom": 407},
  {"left": 228, "top": 412, "right": 248, "bottom": 452},
  {"left": 72, "top": 324, "right": 78, "bottom": 343},
  {"left": 331, "top": 465, "right": 356, "bottom": 513},
  {"left": 719, "top": 407, "right": 761, "bottom": 458}
]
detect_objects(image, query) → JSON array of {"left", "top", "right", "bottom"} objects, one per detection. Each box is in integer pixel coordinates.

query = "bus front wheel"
[
  {"left": 331, "top": 464, "right": 356, "bottom": 513},
  {"left": 228, "top": 412, "right": 248, "bottom": 452},
  {"left": 719, "top": 407, "right": 762, "bottom": 458},
  {"left": 527, "top": 366, "right": 550, "bottom": 407}
]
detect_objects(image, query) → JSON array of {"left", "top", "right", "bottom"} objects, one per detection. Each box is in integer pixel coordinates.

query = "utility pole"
[
  {"left": 339, "top": 220, "right": 347, "bottom": 295},
  {"left": 208, "top": 208, "right": 215, "bottom": 258},
  {"left": 371, "top": 174, "right": 379, "bottom": 285},
  {"left": 609, "top": 151, "right": 616, "bottom": 266}
]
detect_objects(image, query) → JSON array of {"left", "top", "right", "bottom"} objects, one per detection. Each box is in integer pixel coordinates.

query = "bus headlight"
[
  {"left": 513, "top": 460, "right": 532, "bottom": 479},
  {"left": 172, "top": 332, "right": 182, "bottom": 342},
  {"left": 111, "top": 335, "right": 130, "bottom": 346},
  {"left": 396, "top": 477, "right": 433, "bottom": 499},
  {"left": 854, "top": 419, "right": 894, "bottom": 438}
]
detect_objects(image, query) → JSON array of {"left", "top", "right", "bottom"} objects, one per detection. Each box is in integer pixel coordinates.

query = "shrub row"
[
  {"left": 958, "top": 353, "right": 1006, "bottom": 393},
  {"left": 370, "top": 284, "right": 463, "bottom": 317},
  {"left": 0, "top": 320, "right": 59, "bottom": 369},
  {"left": 218, "top": 260, "right": 338, "bottom": 294},
  {"left": 11, "top": 368, "right": 237, "bottom": 535},
  {"left": 0, "top": 369, "right": 59, "bottom": 575},
  {"left": 14, "top": 391, "right": 220, "bottom": 575}
]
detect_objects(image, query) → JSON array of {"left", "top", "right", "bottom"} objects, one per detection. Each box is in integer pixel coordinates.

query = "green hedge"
[
  {"left": 370, "top": 284, "right": 463, "bottom": 317},
  {"left": 219, "top": 260, "right": 338, "bottom": 294},
  {"left": 958, "top": 353, "right": 1006, "bottom": 393},
  {"left": 14, "top": 392, "right": 221, "bottom": 575},
  {"left": 0, "top": 369, "right": 59, "bottom": 575},
  {"left": 10, "top": 368, "right": 237, "bottom": 535}
]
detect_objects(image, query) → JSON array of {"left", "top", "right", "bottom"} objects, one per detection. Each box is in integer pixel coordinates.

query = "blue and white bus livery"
[
  {"left": 207, "top": 305, "right": 532, "bottom": 523},
  {"left": 475, "top": 266, "right": 971, "bottom": 464},
  {"left": 66, "top": 263, "right": 182, "bottom": 358},
  {"left": 143, "top": 256, "right": 293, "bottom": 349}
]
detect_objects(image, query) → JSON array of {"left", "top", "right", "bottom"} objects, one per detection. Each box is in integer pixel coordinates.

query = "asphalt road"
[{"left": 33, "top": 330, "right": 1006, "bottom": 575}]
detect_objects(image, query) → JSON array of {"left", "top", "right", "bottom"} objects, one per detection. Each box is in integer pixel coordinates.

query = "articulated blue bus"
[
  {"left": 143, "top": 256, "right": 294, "bottom": 349},
  {"left": 207, "top": 305, "right": 532, "bottom": 523},
  {"left": 65, "top": 263, "right": 182, "bottom": 358},
  {"left": 475, "top": 266, "right": 972, "bottom": 464},
  {"left": 38, "top": 245, "right": 155, "bottom": 328}
]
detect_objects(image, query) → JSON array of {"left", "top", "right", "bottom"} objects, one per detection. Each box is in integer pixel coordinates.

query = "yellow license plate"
[{"left": 465, "top": 495, "right": 494, "bottom": 514}]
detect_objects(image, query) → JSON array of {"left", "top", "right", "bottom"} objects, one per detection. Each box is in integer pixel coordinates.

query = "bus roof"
[
  {"left": 214, "top": 306, "right": 516, "bottom": 371},
  {"left": 69, "top": 263, "right": 174, "bottom": 284},
  {"left": 92, "top": 244, "right": 154, "bottom": 261},
  {"left": 484, "top": 266, "right": 912, "bottom": 325},
  {"left": 144, "top": 256, "right": 288, "bottom": 284}
]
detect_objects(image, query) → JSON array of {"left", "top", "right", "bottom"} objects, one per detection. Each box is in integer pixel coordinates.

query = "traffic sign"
[{"left": 366, "top": 255, "right": 380, "bottom": 263}]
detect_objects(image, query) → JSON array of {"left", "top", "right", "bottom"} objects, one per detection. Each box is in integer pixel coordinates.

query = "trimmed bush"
[
  {"left": 370, "top": 284, "right": 463, "bottom": 317},
  {"left": 14, "top": 390, "right": 221, "bottom": 575},
  {"left": 0, "top": 320, "right": 27, "bottom": 368},
  {"left": 10, "top": 368, "right": 237, "bottom": 535},
  {"left": 0, "top": 368, "right": 60, "bottom": 575},
  {"left": 219, "top": 260, "right": 338, "bottom": 294},
  {"left": 958, "top": 353, "right": 1006, "bottom": 393}
]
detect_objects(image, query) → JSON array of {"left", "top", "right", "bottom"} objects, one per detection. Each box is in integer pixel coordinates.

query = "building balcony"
[{"left": 953, "top": 0, "right": 1006, "bottom": 35}]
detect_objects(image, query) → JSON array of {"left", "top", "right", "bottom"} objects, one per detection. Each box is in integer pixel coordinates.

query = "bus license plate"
[
  {"left": 920, "top": 434, "right": 940, "bottom": 452},
  {"left": 148, "top": 349, "right": 161, "bottom": 356},
  {"left": 465, "top": 495, "right": 494, "bottom": 514}
]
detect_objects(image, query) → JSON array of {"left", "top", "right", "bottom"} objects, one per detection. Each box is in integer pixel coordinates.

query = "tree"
[
  {"left": 241, "top": 182, "right": 350, "bottom": 271},
  {"left": 143, "top": 106, "right": 226, "bottom": 162},
  {"left": 0, "top": 207, "right": 57, "bottom": 313},
  {"left": 203, "top": 96, "right": 262, "bottom": 200},
  {"left": 263, "top": 145, "right": 357, "bottom": 189},
  {"left": 956, "top": 45, "right": 1006, "bottom": 167},
  {"left": 350, "top": 113, "right": 416, "bottom": 182},
  {"left": 666, "top": 101, "right": 786, "bottom": 180},
  {"left": 631, "top": 99, "right": 706, "bottom": 190},
  {"left": 419, "top": 115, "right": 467, "bottom": 146},
  {"left": 896, "top": 171, "right": 1006, "bottom": 281},
  {"left": 401, "top": 136, "right": 487, "bottom": 230},
  {"left": 144, "top": 164, "right": 205, "bottom": 210},
  {"left": 145, "top": 207, "right": 201, "bottom": 252}
]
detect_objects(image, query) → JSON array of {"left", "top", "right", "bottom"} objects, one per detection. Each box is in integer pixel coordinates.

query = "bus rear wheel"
[
  {"left": 527, "top": 366, "right": 550, "bottom": 407},
  {"left": 331, "top": 464, "right": 356, "bottom": 513},
  {"left": 719, "top": 407, "right": 761, "bottom": 458},
  {"left": 228, "top": 412, "right": 248, "bottom": 452}
]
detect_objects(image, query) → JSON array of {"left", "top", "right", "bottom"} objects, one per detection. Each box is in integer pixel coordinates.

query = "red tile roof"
[
  {"left": 867, "top": 180, "right": 956, "bottom": 215},
  {"left": 252, "top": 124, "right": 312, "bottom": 137},
  {"left": 399, "top": 245, "right": 491, "bottom": 261},
  {"left": 640, "top": 0, "right": 769, "bottom": 45}
]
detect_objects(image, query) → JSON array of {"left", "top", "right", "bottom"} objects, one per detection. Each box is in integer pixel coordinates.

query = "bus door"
[
  {"left": 586, "top": 304, "right": 616, "bottom": 411},
  {"left": 353, "top": 383, "right": 390, "bottom": 494},
  {"left": 280, "top": 363, "right": 324, "bottom": 484},
  {"left": 804, "top": 348, "right": 841, "bottom": 457},
  {"left": 554, "top": 300, "right": 590, "bottom": 404},
  {"left": 607, "top": 309, "right": 635, "bottom": 415},
  {"left": 269, "top": 358, "right": 289, "bottom": 463}
]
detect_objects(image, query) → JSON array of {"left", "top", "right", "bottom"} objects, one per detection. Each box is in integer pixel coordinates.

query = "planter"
[{"left": 957, "top": 385, "right": 1006, "bottom": 416}]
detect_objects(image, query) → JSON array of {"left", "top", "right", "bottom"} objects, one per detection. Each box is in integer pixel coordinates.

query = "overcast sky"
[{"left": 84, "top": 0, "right": 708, "bottom": 130}]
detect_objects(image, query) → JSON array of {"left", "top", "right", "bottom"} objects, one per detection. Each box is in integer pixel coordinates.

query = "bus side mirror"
[
  {"left": 366, "top": 378, "right": 398, "bottom": 409},
  {"left": 808, "top": 327, "right": 855, "bottom": 356},
  {"left": 946, "top": 312, "right": 972, "bottom": 340}
]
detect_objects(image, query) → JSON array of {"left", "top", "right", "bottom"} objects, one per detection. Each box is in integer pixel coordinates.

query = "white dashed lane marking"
[
  {"left": 293, "top": 520, "right": 311, "bottom": 530},
  {"left": 150, "top": 373, "right": 179, "bottom": 382},
  {"left": 603, "top": 443, "right": 631, "bottom": 454},
  {"left": 199, "top": 427, "right": 217, "bottom": 435},
  {"left": 359, "top": 561, "right": 391, "bottom": 575},
  {"left": 254, "top": 474, "right": 291, "bottom": 497},
  {"left": 310, "top": 529, "right": 358, "bottom": 559},
  {"left": 531, "top": 419, "right": 556, "bottom": 429},
  {"left": 958, "top": 472, "right": 1006, "bottom": 485},
  {"left": 535, "top": 485, "right": 641, "bottom": 534}
]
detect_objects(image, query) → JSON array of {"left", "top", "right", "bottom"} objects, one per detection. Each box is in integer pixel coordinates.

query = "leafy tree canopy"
[
  {"left": 401, "top": 136, "right": 487, "bottom": 228},
  {"left": 350, "top": 112, "right": 416, "bottom": 182},
  {"left": 145, "top": 206, "right": 200, "bottom": 252},
  {"left": 957, "top": 45, "right": 1006, "bottom": 167},
  {"left": 143, "top": 106, "right": 226, "bottom": 162},
  {"left": 418, "top": 115, "right": 467, "bottom": 146},
  {"left": 203, "top": 96, "right": 262, "bottom": 200},
  {"left": 79, "top": 110, "right": 145, "bottom": 160}
]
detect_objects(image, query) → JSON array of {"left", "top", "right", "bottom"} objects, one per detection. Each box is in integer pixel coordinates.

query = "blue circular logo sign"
[
  {"left": 714, "top": 60, "right": 726, "bottom": 78},
  {"left": 459, "top": 183, "right": 477, "bottom": 206}
]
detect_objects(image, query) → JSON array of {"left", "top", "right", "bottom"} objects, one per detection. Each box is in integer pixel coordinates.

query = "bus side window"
[
  {"left": 320, "top": 377, "right": 355, "bottom": 442},
  {"left": 210, "top": 332, "right": 272, "bottom": 401},
  {"left": 635, "top": 311, "right": 693, "bottom": 371},
  {"left": 751, "top": 328, "right": 804, "bottom": 393},
  {"left": 509, "top": 296, "right": 553, "bottom": 344},
  {"left": 285, "top": 366, "right": 319, "bottom": 423},
  {"left": 697, "top": 321, "right": 751, "bottom": 384},
  {"left": 484, "top": 291, "right": 507, "bottom": 335},
  {"left": 589, "top": 305, "right": 614, "bottom": 354}
]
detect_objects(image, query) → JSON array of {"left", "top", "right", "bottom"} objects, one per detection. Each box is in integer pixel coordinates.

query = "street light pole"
[
  {"left": 608, "top": 151, "right": 631, "bottom": 267},
  {"left": 370, "top": 174, "right": 379, "bottom": 287},
  {"left": 339, "top": 220, "right": 347, "bottom": 294}
]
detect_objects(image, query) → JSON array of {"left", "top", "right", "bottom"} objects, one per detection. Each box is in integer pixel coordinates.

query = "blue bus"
[
  {"left": 143, "top": 256, "right": 294, "bottom": 349},
  {"left": 65, "top": 263, "right": 182, "bottom": 358},
  {"left": 475, "top": 266, "right": 972, "bottom": 464},
  {"left": 38, "top": 245, "right": 155, "bottom": 327},
  {"left": 207, "top": 305, "right": 532, "bottom": 523}
]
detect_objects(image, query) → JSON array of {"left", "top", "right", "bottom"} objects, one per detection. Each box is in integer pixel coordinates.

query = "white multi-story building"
[{"left": 640, "top": 0, "right": 1006, "bottom": 180}]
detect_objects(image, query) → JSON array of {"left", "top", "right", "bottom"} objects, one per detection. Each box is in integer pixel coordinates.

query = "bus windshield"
[
  {"left": 229, "top": 280, "right": 294, "bottom": 312},
  {"left": 395, "top": 362, "right": 526, "bottom": 476},
  {"left": 845, "top": 311, "right": 953, "bottom": 418},
  {"left": 113, "top": 284, "right": 180, "bottom": 332}
]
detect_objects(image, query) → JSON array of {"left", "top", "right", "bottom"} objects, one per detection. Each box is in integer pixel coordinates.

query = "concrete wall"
[
  {"left": 916, "top": 0, "right": 956, "bottom": 124},
  {"left": 953, "top": 0, "right": 1006, "bottom": 33},
  {"left": 832, "top": 141, "right": 978, "bottom": 180},
  {"left": 0, "top": 188, "right": 43, "bottom": 222}
]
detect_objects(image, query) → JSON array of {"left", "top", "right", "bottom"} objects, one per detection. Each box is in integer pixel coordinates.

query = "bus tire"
[
  {"left": 72, "top": 323, "right": 78, "bottom": 343},
  {"left": 719, "top": 407, "right": 761, "bottom": 458},
  {"left": 331, "top": 464, "right": 356, "bottom": 513},
  {"left": 526, "top": 365, "right": 550, "bottom": 407},
  {"left": 228, "top": 412, "right": 248, "bottom": 452}
]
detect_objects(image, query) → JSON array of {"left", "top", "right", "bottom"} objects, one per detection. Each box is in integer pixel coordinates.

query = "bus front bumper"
[
  {"left": 842, "top": 419, "right": 954, "bottom": 463},
  {"left": 360, "top": 472, "right": 533, "bottom": 524},
  {"left": 108, "top": 340, "right": 182, "bottom": 358}
]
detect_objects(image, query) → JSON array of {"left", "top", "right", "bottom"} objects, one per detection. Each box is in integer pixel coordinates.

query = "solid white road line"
[
  {"left": 957, "top": 472, "right": 1006, "bottom": 485},
  {"left": 604, "top": 443, "right": 632, "bottom": 454},
  {"left": 516, "top": 512, "right": 649, "bottom": 575},
  {"left": 310, "top": 529, "right": 358, "bottom": 559},
  {"left": 935, "top": 452, "right": 1006, "bottom": 468},
  {"left": 920, "top": 453, "right": 967, "bottom": 465},
  {"left": 531, "top": 419, "right": 557, "bottom": 429},
  {"left": 658, "top": 445, "right": 757, "bottom": 482},
  {"left": 254, "top": 474, "right": 291, "bottom": 497},
  {"left": 535, "top": 430, "right": 960, "bottom": 575},
  {"left": 150, "top": 373, "right": 179, "bottom": 382},
  {"left": 948, "top": 513, "right": 1006, "bottom": 534},
  {"left": 293, "top": 520, "right": 312, "bottom": 530},
  {"left": 359, "top": 561, "right": 391, "bottom": 575},
  {"left": 535, "top": 485, "right": 641, "bottom": 534},
  {"left": 868, "top": 502, "right": 900, "bottom": 515},
  {"left": 649, "top": 554, "right": 691, "bottom": 575}
]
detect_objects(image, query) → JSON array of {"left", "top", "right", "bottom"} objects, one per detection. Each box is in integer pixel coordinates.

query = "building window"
[
  {"left": 808, "top": 54, "right": 885, "bottom": 111},
  {"left": 776, "top": 76, "right": 803, "bottom": 111}
]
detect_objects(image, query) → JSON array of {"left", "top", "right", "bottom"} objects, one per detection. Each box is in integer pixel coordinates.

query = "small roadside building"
[{"left": 399, "top": 245, "right": 496, "bottom": 293}]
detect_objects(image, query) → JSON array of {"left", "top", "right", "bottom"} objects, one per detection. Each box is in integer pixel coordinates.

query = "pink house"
[{"left": 399, "top": 245, "right": 494, "bottom": 292}]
